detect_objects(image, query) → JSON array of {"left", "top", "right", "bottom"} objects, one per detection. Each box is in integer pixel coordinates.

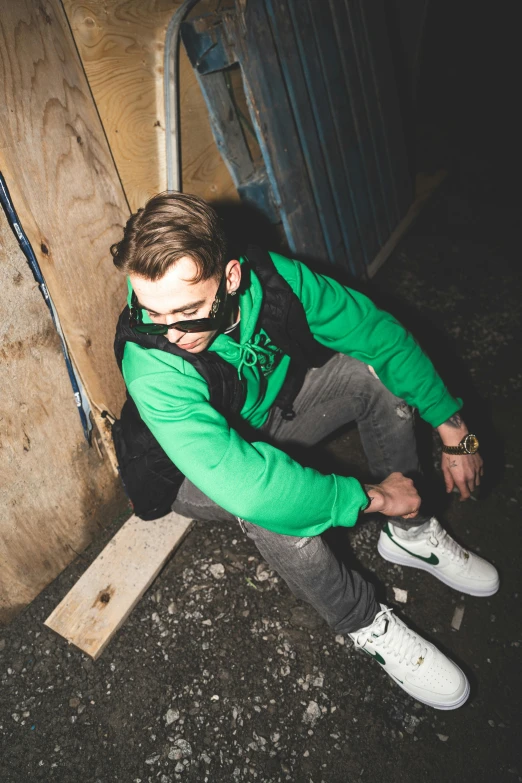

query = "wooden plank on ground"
[
  {"left": 367, "top": 170, "right": 447, "bottom": 278},
  {"left": 45, "top": 512, "right": 194, "bottom": 659}
]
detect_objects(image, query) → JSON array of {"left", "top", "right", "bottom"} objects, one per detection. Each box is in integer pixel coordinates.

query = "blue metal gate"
[{"left": 181, "top": 0, "right": 411, "bottom": 278}]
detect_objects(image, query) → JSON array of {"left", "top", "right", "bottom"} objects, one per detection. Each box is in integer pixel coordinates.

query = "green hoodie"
[{"left": 122, "top": 252, "right": 461, "bottom": 536}]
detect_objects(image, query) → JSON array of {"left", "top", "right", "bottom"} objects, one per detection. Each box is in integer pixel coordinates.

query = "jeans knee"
[
  {"left": 394, "top": 400, "right": 413, "bottom": 421},
  {"left": 358, "top": 368, "right": 414, "bottom": 423}
]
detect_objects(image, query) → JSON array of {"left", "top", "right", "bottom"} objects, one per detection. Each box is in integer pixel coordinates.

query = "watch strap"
[
  {"left": 441, "top": 433, "right": 479, "bottom": 455},
  {"left": 441, "top": 443, "right": 468, "bottom": 455}
]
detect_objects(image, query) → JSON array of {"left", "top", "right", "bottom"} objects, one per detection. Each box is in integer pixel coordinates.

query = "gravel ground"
[{"left": 1, "top": 178, "right": 521, "bottom": 782}]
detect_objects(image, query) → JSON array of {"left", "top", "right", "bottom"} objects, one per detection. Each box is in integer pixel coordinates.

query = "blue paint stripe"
[
  {"left": 225, "top": 2, "right": 328, "bottom": 260},
  {"left": 307, "top": 1, "right": 374, "bottom": 274},
  {"left": 286, "top": 0, "right": 364, "bottom": 276},
  {"left": 264, "top": 0, "right": 345, "bottom": 266}
]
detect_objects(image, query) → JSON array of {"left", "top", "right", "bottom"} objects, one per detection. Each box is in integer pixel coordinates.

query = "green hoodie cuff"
[
  {"left": 331, "top": 476, "right": 368, "bottom": 528},
  {"left": 423, "top": 395, "right": 463, "bottom": 428}
]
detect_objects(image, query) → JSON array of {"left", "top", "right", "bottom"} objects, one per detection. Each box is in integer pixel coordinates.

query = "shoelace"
[
  {"left": 353, "top": 608, "right": 427, "bottom": 668},
  {"left": 428, "top": 518, "right": 469, "bottom": 564}
]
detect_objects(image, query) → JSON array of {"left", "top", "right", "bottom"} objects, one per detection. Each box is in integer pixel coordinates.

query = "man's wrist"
[
  {"left": 363, "top": 484, "right": 385, "bottom": 513},
  {"left": 437, "top": 411, "right": 469, "bottom": 446}
]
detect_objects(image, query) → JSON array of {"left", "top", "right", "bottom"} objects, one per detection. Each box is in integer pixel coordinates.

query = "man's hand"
[
  {"left": 363, "top": 472, "right": 421, "bottom": 518},
  {"left": 437, "top": 412, "right": 484, "bottom": 501},
  {"left": 440, "top": 452, "right": 483, "bottom": 500}
]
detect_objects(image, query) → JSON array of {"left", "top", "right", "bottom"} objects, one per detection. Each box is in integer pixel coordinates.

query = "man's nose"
[{"left": 165, "top": 316, "right": 183, "bottom": 344}]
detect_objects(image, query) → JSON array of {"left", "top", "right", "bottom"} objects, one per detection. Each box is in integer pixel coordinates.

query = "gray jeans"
[{"left": 172, "top": 353, "right": 430, "bottom": 634}]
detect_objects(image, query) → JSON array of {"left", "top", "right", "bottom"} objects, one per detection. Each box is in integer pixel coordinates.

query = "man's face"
[{"left": 129, "top": 256, "right": 240, "bottom": 354}]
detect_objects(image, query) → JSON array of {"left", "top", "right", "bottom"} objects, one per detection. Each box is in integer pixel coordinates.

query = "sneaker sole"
[
  {"left": 377, "top": 538, "right": 500, "bottom": 597},
  {"left": 388, "top": 667, "right": 470, "bottom": 710}
]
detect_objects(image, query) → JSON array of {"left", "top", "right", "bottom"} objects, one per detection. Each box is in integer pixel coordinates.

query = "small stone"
[
  {"left": 302, "top": 701, "right": 321, "bottom": 726},
  {"left": 165, "top": 708, "right": 180, "bottom": 725},
  {"left": 145, "top": 754, "right": 160, "bottom": 765},
  {"left": 334, "top": 635, "right": 345, "bottom": 645},
  {"left": 209, "top": 563, "right": 225, "bottom": 579},
  {"left": 168, "top": 602, "right": 177, "bottom": 615},
  {"left": 436, "top": 734, "right": 449, "bottom": 742},
  {"left": 168, "top": 738, "right": 192, "bottom": 760},
  {"left": 404, "top": 715, "right": 421, "bottom": 734},
  {"left": 0, "top": 639, "right": 6, "bottom": 651},
  {"left": 69, "top": 697, "right": 80, "bottom": 708},
  {"left": 255, "top": 563, "right": 270, "bottom": 581},
  {"left": 488, "top": 719, "right": 495, "bottom": 727},
  {"left": 451, "top": 605, "right": 465, "bottom": 631},
  {"left": 393, "top": 587, "right": 408, "bottom": 604}
]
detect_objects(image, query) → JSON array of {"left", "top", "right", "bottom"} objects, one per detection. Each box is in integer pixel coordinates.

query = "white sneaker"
[
  {"left": 378, "top": 518, "right": 499, "bottom": 597},
  {"left": 349, "top": 605, "right": 469, "bottom": 710}
]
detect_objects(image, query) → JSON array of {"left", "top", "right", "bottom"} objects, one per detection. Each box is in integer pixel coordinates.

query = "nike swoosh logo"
[
  {"left": 384, "top": 523, "right": 439, "bottom": 565},
  {"left": 362, "top": 648, "right": 386, "bottom": 666}
]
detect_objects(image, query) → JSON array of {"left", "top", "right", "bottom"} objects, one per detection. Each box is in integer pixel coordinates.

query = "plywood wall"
[
  {"left": 0, "top": 0, "right": 132, "bottom": 621},
  {"left": 0, "top": 0, "right": 238, "bottom": 622},
  {"left": 0, "top": 208, "right": 129, "bottom": 623},
  {"left": 63, "top": 0, "right": 238, "bottom": 212}
]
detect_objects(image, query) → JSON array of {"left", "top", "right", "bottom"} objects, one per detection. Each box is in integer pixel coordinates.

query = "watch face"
[{"left": 464, "top": 434, "right": 479, "bottom": 453}]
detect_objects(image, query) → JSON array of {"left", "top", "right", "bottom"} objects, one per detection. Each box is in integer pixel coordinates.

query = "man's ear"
[{"left": 225, "top": 259, "right": 242, "bottom": 295}]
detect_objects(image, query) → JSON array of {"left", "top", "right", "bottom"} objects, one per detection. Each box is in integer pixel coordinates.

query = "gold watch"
[{"left": 441, "top": 433, "right": 479, "bottom": 455}]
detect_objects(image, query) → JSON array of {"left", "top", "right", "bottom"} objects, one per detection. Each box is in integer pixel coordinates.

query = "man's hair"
[{"left": 110, "top": 192, "right": 227, "bottom": 282}]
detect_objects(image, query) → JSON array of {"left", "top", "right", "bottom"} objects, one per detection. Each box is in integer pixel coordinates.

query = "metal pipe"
[{"left": 164, "top": 0, "right": 203, "bottom": 191}]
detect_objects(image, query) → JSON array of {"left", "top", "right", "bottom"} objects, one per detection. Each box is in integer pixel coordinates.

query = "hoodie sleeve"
[
  {"left": 270, "top": 254, "right": 462, "bottom": 428},
  {"left": 124, "top": 343, "right": 368, "bottom": 537}
]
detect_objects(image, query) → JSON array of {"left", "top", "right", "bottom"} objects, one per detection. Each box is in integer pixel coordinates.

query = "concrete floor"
[{"left": 1, "top": 177, "right": 520, "bottom": 782}]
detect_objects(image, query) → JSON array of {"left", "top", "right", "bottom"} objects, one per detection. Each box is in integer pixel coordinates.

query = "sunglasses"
[{"left": 129, "top": 272, "right": 228, "bottom": 335}]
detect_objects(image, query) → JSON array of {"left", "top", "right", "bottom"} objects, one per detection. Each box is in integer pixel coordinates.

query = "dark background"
[{"left": 1, "top": 3, "right": 521, "bottom": 781}]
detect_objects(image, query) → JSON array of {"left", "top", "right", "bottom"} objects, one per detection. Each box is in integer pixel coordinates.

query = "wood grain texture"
[
  {"left": 0, "top": 0, "right": 135, "bottom": 620},
  {"left": 63, "top": 0, "right": 238, "bottom": 211},
  {"left": 0, "top": 0, "right": 128, "bottom": 435},
  {"left": 45, "top": 512, "right": 194, "bottom": 659},
  {"left": 0, "top": 208, "right": 129, "bottom": 624}
]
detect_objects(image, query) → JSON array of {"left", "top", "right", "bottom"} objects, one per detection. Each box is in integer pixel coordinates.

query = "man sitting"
[{"left": 111, "top": 192, "right": 498, "bottom": 710}]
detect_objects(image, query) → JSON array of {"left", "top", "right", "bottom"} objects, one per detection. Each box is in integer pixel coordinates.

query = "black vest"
[{"left": 111, "top": 246, "right": 334, "bottom": 519}]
